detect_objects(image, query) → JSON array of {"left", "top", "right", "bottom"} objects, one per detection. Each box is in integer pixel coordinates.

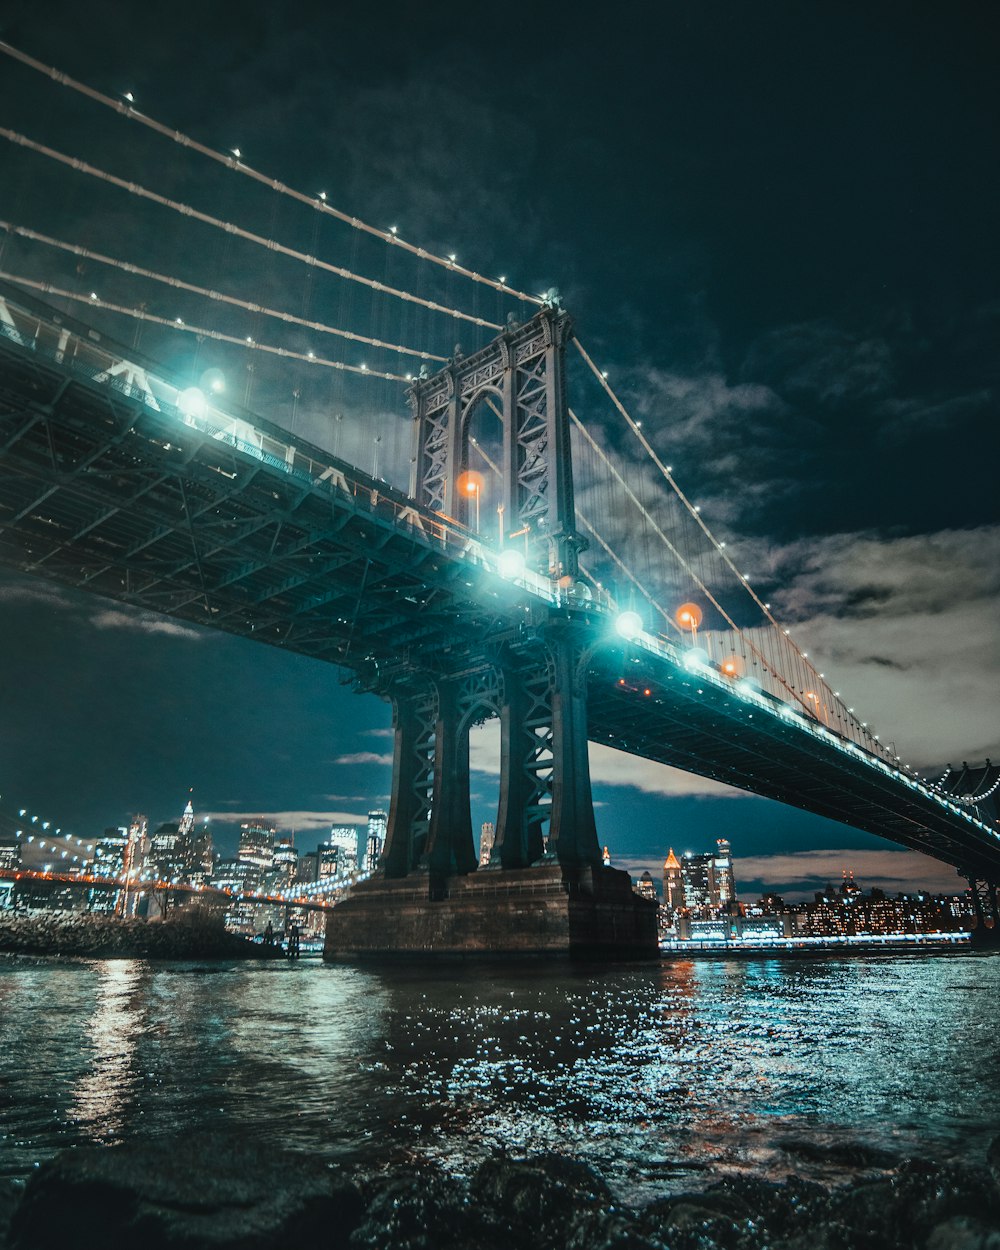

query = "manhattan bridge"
[{"left": 0, "top": 43, "right": 997, "bottom": 956}]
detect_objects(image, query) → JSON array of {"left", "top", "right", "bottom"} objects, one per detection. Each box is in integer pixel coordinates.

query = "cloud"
[
  {"left": 758, "top": 525, "right": 1000, "bottom": 765},
  {"left": 89, "top": 609, "right": 204, "bottom": 640},
  {"left": 363, "top": 728, "right": 395, "bottom": 738},
  {"left": 733, "top": 848, "right": 965, "bottom": 899},
  {"left": 202, "top": 809, "right": 369, "bottom": 832},
  {"left": 612, "top": 848, "right": 965, "bottom": 901},
  {"left": 333, "top": 751, "right": 394, "bottom": 767}
]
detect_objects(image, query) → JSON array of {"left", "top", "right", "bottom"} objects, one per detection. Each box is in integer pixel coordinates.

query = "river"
[{"left": 2, "top": 951, "right": 998, "bottom": 1202}]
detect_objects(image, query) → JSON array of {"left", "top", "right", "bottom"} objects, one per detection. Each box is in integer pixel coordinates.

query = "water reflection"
[
  {"left": 69, "top": 960, "right": 148, "bottom": 1142},
  {"left": 1, "top": 953, "right": 998, "bottom": 1199}
]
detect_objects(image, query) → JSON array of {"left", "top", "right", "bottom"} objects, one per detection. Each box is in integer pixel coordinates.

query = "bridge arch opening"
[
  {"left": 461, "top": 387, "right": 504, "bottom": 539},
  {"left": 468, "top": 717, "right": 502, "bottom": 868}
]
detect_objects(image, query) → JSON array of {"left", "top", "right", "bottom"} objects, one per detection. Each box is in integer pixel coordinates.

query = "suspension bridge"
[{"left": 0, "top": 42, "right": 997, "bottom": 956}]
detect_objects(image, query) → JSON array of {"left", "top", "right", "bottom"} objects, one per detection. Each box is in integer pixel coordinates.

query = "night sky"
[{"left": 0, "top": 1, "right": 996, "bottom": 898}]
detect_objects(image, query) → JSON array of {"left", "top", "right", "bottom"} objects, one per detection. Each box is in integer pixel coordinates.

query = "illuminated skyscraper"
[
  {"left": 663, "top": 848, "right": 685, "bottom": 910},
  {"left": 681, "top": 852, "right": 716, "bottom": 915},
  {"left": 365, "top": 810, "right": 387, "bottom": 872},
  {"left": 479, "top": 821, "right": 495, "bottom": 867},
  {"left": 328, "top": 825, "right": 358, "bottom": 876},
  {"left": 273, "top": 837, "right": 298, "bottom": 882},
  {"left": 713, "top": 839, "right": 736, "bottom": 908},
  {"left": 238, "top": 819, "right": 276, "bottom": 873}
]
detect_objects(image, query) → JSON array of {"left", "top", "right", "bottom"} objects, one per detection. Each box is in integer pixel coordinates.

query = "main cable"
[
  {"left": 0, "top": 126, "right": 503, "bottom": 332},
  {"left": 0, "top": 273, "right": 409, "bottom": 381},
  {"left": 0, "top": 39, "right": 543, "bottom": 309},
  {"left": 0, "top": 220, "right": 447, "bottom": 365}
]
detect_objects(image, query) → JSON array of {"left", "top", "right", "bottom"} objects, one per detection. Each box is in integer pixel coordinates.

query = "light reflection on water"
[{"left": 1, "top": 952, "right": 998, "bottom": 1202}]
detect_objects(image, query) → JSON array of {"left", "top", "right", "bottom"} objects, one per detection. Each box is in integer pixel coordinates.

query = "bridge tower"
[{"left": 325, "top": 307, "right": 657, "bottom": 959}]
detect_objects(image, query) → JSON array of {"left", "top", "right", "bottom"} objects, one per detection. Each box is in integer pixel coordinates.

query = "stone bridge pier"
[{"left": 323, "top": 626, "right": 658, "bottom": 960}]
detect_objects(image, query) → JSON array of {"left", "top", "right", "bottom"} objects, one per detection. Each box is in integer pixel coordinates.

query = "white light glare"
[
  {"left": 497, "top": 549, "right": 526, "bottom": 580},
  {"left": 178, "top": 386, "right": 207, "bottom": 418},
  {"left": 615, "top": 610, "right": 643, "bottom": 640}
]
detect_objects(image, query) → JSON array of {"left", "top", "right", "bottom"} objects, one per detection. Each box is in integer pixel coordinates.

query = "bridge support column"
[
  {"left": 495, "top": 661, "right": 549, "bottom": 869},
  {"left": 381, "top": 684, "right": 437, "bottom": 878},
  {"left": 547, "top": 633, "right": 601, "bottom": 872},
  {"left": 423, "top": 678, "right": 477, "bottom": 889},
  {"left": 968, "top": 878, "right": 1000, "bottom": 947}
]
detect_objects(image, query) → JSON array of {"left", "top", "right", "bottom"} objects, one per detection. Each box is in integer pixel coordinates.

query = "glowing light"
[
  {"left": 389, "top": 225, "right": 397, "bottom": 234},
  {"left": 721, "top": 655, "right": 744, "bottom": 678},
  {"left": 497, "top": 549, "right": 525, "bottom": 579},
  {"left": 318, "top": 191, "right": 327, "bottom": 201},
  {"left": 123, "top": 91, "right": 134, "bottom": 103},
  {"left": 499, "top": 276, "right": 507, "bottom": 284},
  {"left": 89, "top": 291, "right": 98, "bottom": 301},
  {"left": 676, "top": 602, "right": 703, "bottom": 632},
  {"left": 615, "top": 611, "right": 643, "bottom": 640},
  {"left": 683, "top": 647, "right": 710, "bottom": 670},
  {"left": 231, "top": 147, "right": 242, "bottom": 159},
  {"left": 178, "top": 386, "right": 207, "bottom": 418}
]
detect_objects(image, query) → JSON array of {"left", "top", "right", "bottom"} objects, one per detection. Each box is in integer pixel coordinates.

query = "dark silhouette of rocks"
[
  {"left": 0, "top": 906, "right": 283, "bottom": 960},
  {"left": 5, "top": 1136, "right": 999, "bottom": 1249}
]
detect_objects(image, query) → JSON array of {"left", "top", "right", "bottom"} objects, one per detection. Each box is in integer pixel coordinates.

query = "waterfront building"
[
  {"left": 479, "top": 821, "right": 495, "bottom": 867},
  {"left": 366, "top": 811, "right": 387, "bottom": 872}
]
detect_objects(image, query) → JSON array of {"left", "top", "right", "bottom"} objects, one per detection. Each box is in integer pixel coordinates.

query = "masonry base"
[{"left": 322, "top": 862, "right": 659, "bottom": 961}]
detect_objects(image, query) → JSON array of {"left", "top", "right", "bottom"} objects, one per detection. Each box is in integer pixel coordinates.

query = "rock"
[
  {"left": 564, "top": 1210, "right": 661, "bottom": 1250},
  {"left": 0, "top": 908, "right": 282, "bottom": 960},
  {"left": 8, "top": 1135, "right": 362, "bottom": 1249},
  {"left": 987, "top": 1137, "right": 1000, "bottom": 1191},
  {"left": 471, "top": 1152, "right": 614, "bottom": 1248},
  {"left": 638, "top": 1196, "right": 753, "bottom": 1250},
  {"left": 927, "top": 1217, "right": 1000, "bottom": 1250},
  {"left": 697, "top": 1175, "right": 829, "bottom": 1238},
  {"left": 0, "top": 1178, "right": 23, "bottom": 1248},
  {"left": 350, "top": 1170, "right": 504, "bottom": 1250}
]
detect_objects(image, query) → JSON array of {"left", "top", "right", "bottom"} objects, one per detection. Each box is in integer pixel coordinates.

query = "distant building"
[
  {"left": 479, "top": 821, "right": 495, "bottom": 867},
  {"left": 635, "top": 871, "right": 656, "bottom": 902},
  {"left": 327, "top": 826, "right": 358, "bottom": 877},
  {"left": 0, "top": 835, "right": 22, "bottom": 872},
  {"left": 272, "top": 837, "right": 298, "bottom": 882},
  {"left": 295, "top": 850, "right": 320, "bottom": 885},
  {"left": 318, "top": 842, "right": 340, "bottom": 880},
  {"left": 663, "top": 848, "right": 684, "bottom": 911},
  {"left": 713, "top": 839, "right": 736, "bottom": 908},
  {"left": 238, "top": 819, "right": 276, "bottom": 878},
  {"left": 680, "top": 852, "right": 716, "bottom": 916},
  {"left": 365, "top": 811, "right": 387, "bottom": 872}
]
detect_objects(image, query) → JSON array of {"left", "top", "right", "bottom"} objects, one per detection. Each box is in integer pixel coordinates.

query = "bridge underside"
[{"left": 1, "top": 290, "right": 998, "bottom": 961}]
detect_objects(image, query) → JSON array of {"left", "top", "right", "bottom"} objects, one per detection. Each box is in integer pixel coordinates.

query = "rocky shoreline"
[
  {"left": 0, "top": 907, "right": 284, "bottom": 960},
  {"left": 1, "top": 1134, "right": 998, "bottom": 1250}
]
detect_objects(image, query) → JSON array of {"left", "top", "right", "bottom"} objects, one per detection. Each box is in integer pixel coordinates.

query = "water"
[{"left": 2, "top": 952, "right": 999, "bottom": 1202}]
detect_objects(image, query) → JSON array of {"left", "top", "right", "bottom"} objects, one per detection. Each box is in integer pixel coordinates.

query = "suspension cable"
[
  {"left": 571, "top": 335, "right": 887, "bottom": 755},
  {"left": 0, "top": 126, "right": 503, "bottom": 332},
  {"left": 0, "top": 220, "right": 447, "bottom": 365},
  {"left": 569, "top": 406, "right": 809, "bottom": 709},
  {"left": 0, "top": 40, "right": 543, "bottom": 310},
  {"left": 0, "top": 273, "right": 409, "bottom": 381}
]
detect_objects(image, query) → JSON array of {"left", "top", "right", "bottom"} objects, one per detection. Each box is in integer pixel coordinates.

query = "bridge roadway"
[{"left": 1, "top": 283, "right": 998, "bottom": 882}]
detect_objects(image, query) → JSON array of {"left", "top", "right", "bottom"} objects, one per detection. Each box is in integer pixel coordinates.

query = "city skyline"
[{"left": 0, "top": 2, "right": 996, "bottom": 898}]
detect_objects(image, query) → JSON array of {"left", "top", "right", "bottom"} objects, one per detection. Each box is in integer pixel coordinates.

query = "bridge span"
[{"left": 1, "top": 284, "right": 998, "bottom": 954}]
